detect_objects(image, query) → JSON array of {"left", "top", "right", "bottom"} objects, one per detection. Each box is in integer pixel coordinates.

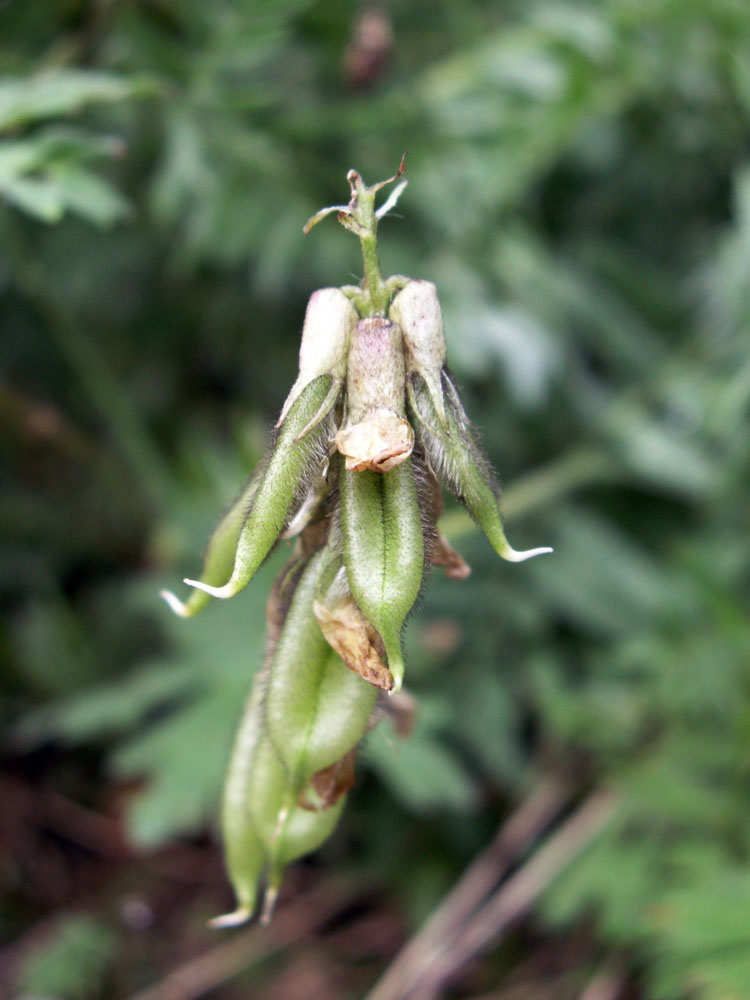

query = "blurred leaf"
[
  {"left": 0, "top": 70, "right": 139, "bottom": 131},
  {"left": 648, "top": 872, "right": 750, "bottom": 1000},
  {"left": 15, "top": 913, "right": 117, "bottom": 999}
]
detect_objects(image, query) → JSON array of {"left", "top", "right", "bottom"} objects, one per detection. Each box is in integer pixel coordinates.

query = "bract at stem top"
[{"left": 303, "top": 155, "right": 408, "bottom": 318}]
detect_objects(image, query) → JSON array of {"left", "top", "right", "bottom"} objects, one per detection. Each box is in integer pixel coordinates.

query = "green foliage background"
[{"left": 1, "top": 1, "right": 749, "bottom": 997}]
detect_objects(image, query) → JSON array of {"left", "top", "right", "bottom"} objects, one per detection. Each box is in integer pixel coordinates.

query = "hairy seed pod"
[
  {"left": 264, "top": 547, "right": 379, "bottom": 789},
  {"left": 335, "top": 317, "right": 414, "bottom": 472},
  {"left": 214, "top": 682, "right": 351, "bottom": 927},
  {"left": 339, "top": 455, "right": 424, "bottom": 692},
  {"left": 210, "top": 673, "right": 268, "bottom": 928},
  {"left": 410, "top": 373, "right": 552, "bottom": 563},
  {"left": 246, "top": 734, "right": 347, "bottom": 924},
  {"left": 253, "top": 734, "right": 350, "bottom": 924},
  {"left": 183, "top": 374, "right": 340, "bottom": 601},
  {"left": 388, "top": 279, "right": 447, "bottom": 425},
  {"left": 264, "top": 779, "right": 346, "bottom": 913},
  {"left": 160, "top": 469, "right": 261, "bottom": 618}
]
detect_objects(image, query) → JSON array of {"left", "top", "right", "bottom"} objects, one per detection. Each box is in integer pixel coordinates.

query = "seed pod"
[
  {"left": 250, "top": 733, "right": 349, "bottom": 924},
  {"left": 264, "top": 547, "right": 379, "bottom": 789},
  {"left": 160, "top": 470, "right": 262, "bottom": 618},
  {"left": 388, "top": 279, "right": 447, "bottom": 425},
  {"left": 410, "top": 372, "right": 552, "bottom": 562},
  {"left": 334, "top": 317, "right": 414, "bottom": 472},
  {"left": 234, "top": 731, "right": 347, "bottom": 925},
  {"left": 210, "top": 673, "right": 269, "bottom": 928},
  {"left": 261, "top": 782, "right": 346, "bottom": 924},
  {"left": 184, "top": 374, "right": 340, "bottom": 601},
  {"left": 214, "top": 686, "right": 351, "bottom": 927},
  {"left": 277, "top": 287, "right": 359, "bottom": 426},
  {"left": 339, "top": 455, "right": 424, "bottom": 692}
]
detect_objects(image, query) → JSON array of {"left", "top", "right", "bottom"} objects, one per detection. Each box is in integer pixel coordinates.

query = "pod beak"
[
  {"left": 159, "top": 589, "right": 193, "bottom": 617},
  {"left": 208, "top": 907, "right": 253, "bottom": 930},
  {"left": 499, "top": 544, "right": 554, "bottom": 563},
  {"left": 183, "top": 576, "right": 238, "bottom": 599}
]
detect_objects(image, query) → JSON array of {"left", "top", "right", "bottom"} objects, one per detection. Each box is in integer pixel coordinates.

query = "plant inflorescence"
[{"left": 162, "top": 160, "right": 551, "bottom": 925}]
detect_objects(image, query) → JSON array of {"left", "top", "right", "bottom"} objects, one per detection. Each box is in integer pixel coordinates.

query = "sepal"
[
  {"left": 389, "top": 279, "right": 447, "bottom": 425},
  {"left": 277, "top": 288, "right": 358, "bottom": 427}
]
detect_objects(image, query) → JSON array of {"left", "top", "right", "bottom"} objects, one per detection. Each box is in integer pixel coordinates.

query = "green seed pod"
[
  {"left": 410, "top": 372, "right": 552, "bottom": 562},
  {"left": 214, "top": 687, "right": 351, "bottom": 927},
  {"left": 388, "top": 279, "right": 447, "bottom": 425},
  {"left": 210, "top": 673, "right": 269, "bottom": 928},
  {"left": 160, "top": 469, "right": 261, "bottom": 618},
  {"left": 277, "top": 287, "right": 359, "bottom": 427},
  {"left": 244, "top": 733, "right": 348, "bottom": 924},
  {"left": 183, "top": 374, "right": 339, "bottom": 601},
  {"left": 335, "top": 317, "right": 414, "bottom": 473},
  {"left": 263, "top": 792, "right": 346, "bottom": 921},
  {"left": 339, "top": 455, "right": 424, "bottom": 692},
  {"left": 265, "top": 547, "right": 379, "bottom": 788}
]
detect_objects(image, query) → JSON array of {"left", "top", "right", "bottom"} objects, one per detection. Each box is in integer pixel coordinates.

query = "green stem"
[
  {"left": 349, "top": 174, "right": 388, "bottom": 315},
  {"left": 304, "top": 160, "right": 408, "bottom": 316},
  {"left": 359, "top": 229, "right": 388, "bottom": 315}
]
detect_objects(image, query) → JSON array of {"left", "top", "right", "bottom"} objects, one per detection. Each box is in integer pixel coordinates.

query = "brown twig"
[
  {"left": 411, "top": 789, "right": 617, "bottom": 1000},
  {"left": 364, "top": 773, "right": 577, "bottom": 1000}
]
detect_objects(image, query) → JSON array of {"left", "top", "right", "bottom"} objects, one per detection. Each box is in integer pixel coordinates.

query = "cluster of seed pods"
[{"left": 162, "top": 166, "right": 550, "bottom": 924}]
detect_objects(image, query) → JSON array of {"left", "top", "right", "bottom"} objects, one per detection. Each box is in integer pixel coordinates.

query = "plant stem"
[{"left": 348, "top": 171, "right": 389, "bottom": 315}]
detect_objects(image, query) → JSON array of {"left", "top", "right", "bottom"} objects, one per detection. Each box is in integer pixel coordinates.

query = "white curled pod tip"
[
  {"left": 501, "top": 544, "right": 554, "bottom": 562},
  {"left": 208, "top": 907, "right": 253, "bottom": 930},
  {"left": 389, "top": 280, "right": 447, "bottom": 424},
  {"left": 260, "top": 886, "right": 279, "bottom": 926},
  {"left": 182, "top": 576, "right": 236, "bottom": 599},
  {"left": 277, "top": 288, "right": 359, "bottom": 427},
  {"left": 159, "top": 589, "right": 191, "bottom": 617}
]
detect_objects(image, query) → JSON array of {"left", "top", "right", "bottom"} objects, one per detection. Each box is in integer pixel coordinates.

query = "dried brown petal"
[
  {"left": 299, "top": 748, "right": 358, "bottom": 810},
  {"left": 432, "top": 532, "right": 471, "bottom": 580},
  {"left": 369, "top": 688, "right": 418, "bottom": 738},
  {"left": 313, "top": 596, "right": 394, "bottom": 691},
  {"left": 334, "top": 414, "right": 414, "bottom": 472}
]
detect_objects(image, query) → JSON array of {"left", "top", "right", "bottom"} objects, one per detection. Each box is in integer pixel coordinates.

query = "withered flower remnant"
[{"left": 162, "top": 159, "right": 551, "bottom": 924}]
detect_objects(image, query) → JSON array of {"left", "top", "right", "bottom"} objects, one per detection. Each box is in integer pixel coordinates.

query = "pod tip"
[
  {"left": 208, "top": 907, "right": 253, "bottom": 930},
  {"left": 159, "top": 589, "right": 191, "bottom": 617},
  {"left": 183, "top": 577, "right": 235, "bottom": 599},
  {"left": 260, "top": 886, "right": 279, "bottom": 926},
  {"left": 502, "top": 545, "right": 554, "bottom": 563}
]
